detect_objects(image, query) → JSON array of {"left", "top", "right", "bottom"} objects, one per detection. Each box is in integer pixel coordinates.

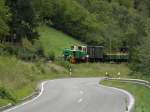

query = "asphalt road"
[{"left": 4, "top": 78, "right": 128, "bottom": 112}]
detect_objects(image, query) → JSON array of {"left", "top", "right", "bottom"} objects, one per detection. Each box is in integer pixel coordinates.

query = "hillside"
[{"left": 38, "top": 25, "right": 81, "bottom": 56}]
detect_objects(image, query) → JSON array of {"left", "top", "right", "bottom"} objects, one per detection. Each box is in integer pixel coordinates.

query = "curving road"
[{"left": 4, "top": 78, "right": 129, "bottom": 112}]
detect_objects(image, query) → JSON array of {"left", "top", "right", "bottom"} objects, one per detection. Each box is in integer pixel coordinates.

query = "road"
[{"left": 4, "top": 78, "right": 128, "bottom": 112}]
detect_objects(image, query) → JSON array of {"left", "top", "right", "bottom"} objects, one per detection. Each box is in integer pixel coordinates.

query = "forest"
[{"left": 0, "top": 0, "right": 150, "bottom": 75}]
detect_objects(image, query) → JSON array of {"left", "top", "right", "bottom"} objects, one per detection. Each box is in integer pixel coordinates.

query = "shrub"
[
  {"left": 0, "top": 87, "right": 16, "bottom": 102},
  {"left": 55, "top": 60, "right": 71, "bottom": 70},
  {"left": 33, "top": 40, "right": 45, "bottom": 57},
  {"left": 46, "top": 51, "right": 55, "bottom": 61}
]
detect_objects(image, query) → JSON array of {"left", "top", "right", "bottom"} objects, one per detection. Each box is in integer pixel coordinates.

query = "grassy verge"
[
  {"left": 71, "top": 63, "right": 130, "bottom": 77},
  {"left": 70, "top": 63, "right": 150, "bottom": 81},
  {"left": 0, "top": 55, "right": 68, "bottom": 106},
  {"left": 0, "top": 25, "right": 80, "bottom": 106},
  {"left": 101, "top": 80, "right": 150, "bottom": 112},
  {"left": 0, "top": 56, "right": 149, "bottom": 107}
]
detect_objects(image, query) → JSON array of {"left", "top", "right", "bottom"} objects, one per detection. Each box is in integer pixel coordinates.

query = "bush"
[
  {"left": 131, "top": 38, "right": 150, "bottom": 75},
  {"left": 55, "top": 59, "right": 71, "bottom": 70},
  {"left": 0, "top": 87, "right": 16, "bottom": 102},
  {"left": 0, "top": 39, "right": 45, "bottom": 61},
  {"left": 33, "top": 40, "right": 45, "bottom": 57},
  {"left": 17, "top": 48, "right": 36, "bottom": 61},
  {"left": 0, "top": 43, "right": 18, "bottom": 56},
  {"left": 46, "top": 51, "right": 55, "bottom": 61}
]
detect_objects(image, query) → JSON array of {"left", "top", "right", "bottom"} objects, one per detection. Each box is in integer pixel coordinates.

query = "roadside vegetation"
[
  {"left": 0, "top": 55, "right": 68, "bottom": 106},
  {"left": 101, "top": 80, "right": 150, "bottom": 112},
  {"left": 71, "top": 63, "right": 150, "bottom": 81},
  {"left": 71, "top": 63, "right": 130, "bottom": 77},
  {"left": 0, "top": 0, "right": 150, "bottom": 110},
  {"left": 1, "top": 57, "right": 149, "bottom": 107},
  {"left": 0, "top": 0, "right": 150, "bottom": 75}
]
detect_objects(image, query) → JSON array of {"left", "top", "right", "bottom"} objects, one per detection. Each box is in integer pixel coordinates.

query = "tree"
[
  {"left": 130, "top": 18, "right": 150, "bottom": 74},
  {"left": 32, "top": 0, "right": 54, "bottom": 22},
  {"left": 6, "top": 0, "right": 38, "bottom": 42},
  {"left": 0, "top": 0, "right": 11, "bottom": 40},
  {"left": 46, "top": 0, "right": 102, "bottom": 44},
  {"left": 132, "top": 37, "right": 150, "bottom": 75},
  {"left": 112, "top": 0, "right": 134, "bottom": 8}
]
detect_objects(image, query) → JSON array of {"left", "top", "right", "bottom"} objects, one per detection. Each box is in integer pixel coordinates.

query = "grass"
[
  {"left": 38, "top": 25, "right": 81, "bottom": 56},
  {"left": 0, "top": 99, "right": 12, "bottom": 107},
  {"left": 0, "top": 55, "right": 68, "bottom": 106},
  {"left": 101, "top": 80, "right": 150, "bottom": 112},
  {"left": 0, "top": 25, "right": 80, "bottom": 106},
  {"left": 0, "top": 55, "right": 136, "bottom": 106},
  {"left": 0, "top": 55, "right": 149, "bottom": 107},
  {"left": 71, "top": 63, "right": 133, "bottom": 77},
  {"left": 70, "top": 63, "right": 150, "bottom": 81},
  {"left": 0, "top": 25, "right": 149, "bottom": 108}
]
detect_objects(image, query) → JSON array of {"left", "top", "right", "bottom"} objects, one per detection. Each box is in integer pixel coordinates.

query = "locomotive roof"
[{"left": 87, "top": 46, "right": 104, "bottom": 47}]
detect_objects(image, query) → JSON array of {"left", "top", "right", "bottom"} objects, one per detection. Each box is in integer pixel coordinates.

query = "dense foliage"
[
  {"left": 5, "top": 0, "right": 38, "bottom": 42},
  {"left": 0, "top": 0, "right": 150, "bottom": 74},
  {"left": 0, "top": 0, "right": 10, "bottom": 39}
]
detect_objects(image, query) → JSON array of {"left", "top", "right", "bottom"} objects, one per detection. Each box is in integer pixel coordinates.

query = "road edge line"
[
  {"left": 3, "top": 81, "right": 47, "bottom": 112},
  {"left": 102, "top": 85, "right": 135, "bottom": 112}
]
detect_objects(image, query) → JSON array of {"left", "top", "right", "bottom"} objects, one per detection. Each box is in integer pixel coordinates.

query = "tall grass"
[
  {"left": 71, "top": 63, "right": 131, "bottom": 77},
  {"left": 0, "top": 56, "right": 67, "bottom": 106},
  {"left": 38, "top": 25, "right": 81, "bottom": 56}
]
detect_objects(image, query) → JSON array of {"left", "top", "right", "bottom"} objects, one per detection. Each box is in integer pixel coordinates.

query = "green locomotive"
[
  {"left": 63, "top": 46, "right": 88, "bottom": 63},
  {"left": 63, "top": 45, "right": 128, "bottom": 63}
]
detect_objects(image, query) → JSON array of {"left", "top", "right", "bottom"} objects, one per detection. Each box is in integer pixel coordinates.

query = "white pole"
[
  {"left": 110, "top": 37, "right": 111, "bottom": 62},
  {"left": 69, "top": 67, "right": 72, "bottom": 76},
  {"left": 118, "top": 72, "right": 120, "bottom": 79},
  {"left": 125, "top": 96, "right": 128, "bottom": 112}
]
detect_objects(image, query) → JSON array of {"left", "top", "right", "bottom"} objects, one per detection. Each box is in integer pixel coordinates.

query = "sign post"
[
  {"left": 105, "top": 72, "right": 109, "bottom": 79},
  {"left": 125, "top": 96, "right": 128, "bottom": 112},
  {"left": 69, "top": 65, "right": 72, "bottom": 76},
  {"left": 118, "top": 72, "right": 120, "bottom": 79}
]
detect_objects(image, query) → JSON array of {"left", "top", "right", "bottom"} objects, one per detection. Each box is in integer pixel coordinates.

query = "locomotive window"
[
  {"left": 73, "top": 51, "right": 76, "bottom": 56},
  {"left": 78, "top": 46, "right": 82, "bottom": 50},
  {"left": 71, "top": 46, "right": 74, "bottom": 50},
  {"left": 83, "top": 48, "right": 86, "bottom": 52}
]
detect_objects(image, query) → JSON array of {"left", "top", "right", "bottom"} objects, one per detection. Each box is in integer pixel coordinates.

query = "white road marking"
[
  {"left": 101, "top": 85, "right": 135, "bottom": 112},
  {"left": 78, "top": 98, "right": 83, "bottom": 103},
  {"left": 3, "top": 78, "right": 136, "bottom": 112},
  {"left": 3, "top": 81, "right": 47, "bottom": 112}
]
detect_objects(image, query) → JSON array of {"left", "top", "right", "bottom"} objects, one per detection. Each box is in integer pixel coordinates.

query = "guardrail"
[
  {"left": 103, "top": 77, "right": 150, "bottom": 112},
  {"left": 108, "top": 78, "right": 150, "bottom": 88}
]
